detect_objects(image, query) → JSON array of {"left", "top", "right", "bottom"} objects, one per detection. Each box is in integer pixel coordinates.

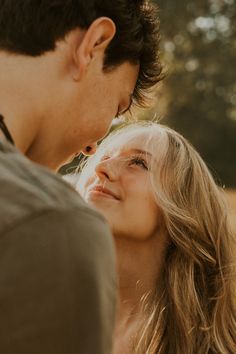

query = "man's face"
[
  {"left": 29, "top": 22, "right": 140, "bottom": 170},
  {"left": 55, "top": 61, "right": 139, "bottom": 168}
]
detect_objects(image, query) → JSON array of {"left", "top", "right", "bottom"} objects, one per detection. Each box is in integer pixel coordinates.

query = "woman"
[{"left": 76, "top": 121, "right": 236, "bottom": 354}]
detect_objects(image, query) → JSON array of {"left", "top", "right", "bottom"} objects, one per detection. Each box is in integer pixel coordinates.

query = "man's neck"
[
  {"left": 0, "top": 116, "right": 12, "bottom": 143},
  {"left": 0, "top": 52, "right": 43, "bottom": 155}
]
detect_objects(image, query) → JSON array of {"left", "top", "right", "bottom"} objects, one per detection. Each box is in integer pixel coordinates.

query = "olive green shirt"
[{"left": 0, "top": 139, "right": 117, "bottom": 354}]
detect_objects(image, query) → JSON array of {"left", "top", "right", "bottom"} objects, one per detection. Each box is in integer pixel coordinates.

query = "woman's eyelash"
[{"left": 129, "top": 157, "right": 148, "bottom": 169}]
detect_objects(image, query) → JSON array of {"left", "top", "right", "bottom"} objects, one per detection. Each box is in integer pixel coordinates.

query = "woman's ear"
[{"left": 68, "top": 17, "right": 116, "bottom": 81}]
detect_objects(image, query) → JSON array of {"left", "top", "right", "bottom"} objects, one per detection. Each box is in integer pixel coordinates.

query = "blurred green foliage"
[
  {"left": 151, "top": 0, "right": 236, "bottom": 187},
  {"left": 61, "top": 0, "right": 236, "bottom": 187}
]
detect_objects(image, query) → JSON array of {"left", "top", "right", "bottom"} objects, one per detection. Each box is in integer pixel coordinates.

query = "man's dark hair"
[{"left": 0, "top": 0, "right": 163, "bottom": 105}]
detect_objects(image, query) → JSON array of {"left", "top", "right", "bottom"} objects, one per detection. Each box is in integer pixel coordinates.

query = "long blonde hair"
[{"left": 79, "top": 121, "right": 236, "bottom": 353}]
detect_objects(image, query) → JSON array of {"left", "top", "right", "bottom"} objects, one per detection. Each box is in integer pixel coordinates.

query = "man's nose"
[{"left": 81, "top": 143, "right": 98, "bottom": 156}]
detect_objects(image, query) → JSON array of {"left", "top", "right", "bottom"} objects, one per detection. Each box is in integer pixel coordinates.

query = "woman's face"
[{"left": 79, "top": 129, "right": 162, "bottom": 240}]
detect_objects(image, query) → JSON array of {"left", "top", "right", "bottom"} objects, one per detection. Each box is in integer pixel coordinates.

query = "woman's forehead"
[{"left": 102, "top": 128, "right": 161, "bottom": 155}]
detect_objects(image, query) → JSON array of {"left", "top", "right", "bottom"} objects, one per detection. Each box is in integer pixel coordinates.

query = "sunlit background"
[
  {"left": 148, "top": 0, "right": 236, "bottom": 232},
  {"left": 61, "top": 0, "right": 236, "bottom": 231}
]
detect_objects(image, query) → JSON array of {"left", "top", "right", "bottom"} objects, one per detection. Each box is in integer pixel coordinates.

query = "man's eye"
[
  {"left": 129, "top": 157, "right": 148, "bottom": 170},
  {"left": 115, "top": 107, "right": 121, "bottom": 118}
]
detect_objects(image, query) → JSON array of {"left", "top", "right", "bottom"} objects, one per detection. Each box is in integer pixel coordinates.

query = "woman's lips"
[{"left": 88, "top": 185, "right": 120, "bottom": 200}]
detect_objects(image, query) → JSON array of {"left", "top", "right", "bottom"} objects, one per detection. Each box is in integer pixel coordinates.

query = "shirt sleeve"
[{"left": 0, "top": 207, "right": 117, "bottom": 354}]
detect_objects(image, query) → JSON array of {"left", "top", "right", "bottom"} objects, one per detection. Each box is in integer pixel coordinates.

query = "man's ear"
[{"left": 68, "top": 17, "right": 116, "bottom": 81}]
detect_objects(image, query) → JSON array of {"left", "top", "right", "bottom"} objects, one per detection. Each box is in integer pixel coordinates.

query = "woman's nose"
[{"left": 95, "top": 158, "right": 118, "bottom": 182}]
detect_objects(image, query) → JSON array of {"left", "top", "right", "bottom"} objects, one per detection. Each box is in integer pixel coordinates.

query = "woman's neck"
[{"left": 113, "top": 233, "right": 167, "bottom": 353}]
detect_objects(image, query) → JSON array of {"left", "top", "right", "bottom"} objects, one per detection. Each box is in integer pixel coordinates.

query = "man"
[{"left": 0, "top": 1, "right": 162, "bottom": 353}]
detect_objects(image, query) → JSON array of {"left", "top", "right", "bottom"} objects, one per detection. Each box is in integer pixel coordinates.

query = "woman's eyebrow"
[{"left": 128, "top": 148, "right": 152, "bottom": 157}]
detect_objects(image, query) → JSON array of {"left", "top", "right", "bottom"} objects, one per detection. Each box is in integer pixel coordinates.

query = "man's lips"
[{"left": 88, "top": 185, "right": 120, "bottom": 200}]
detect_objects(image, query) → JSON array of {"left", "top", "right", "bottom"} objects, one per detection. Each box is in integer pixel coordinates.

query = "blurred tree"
[{"left": 150, "top": 0, "right": 236, "bottom": 187}]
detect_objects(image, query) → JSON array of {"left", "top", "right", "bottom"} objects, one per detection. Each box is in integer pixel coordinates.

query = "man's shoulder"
[{"left": 0, "top": 140, "right": 104, "bottom": 235}]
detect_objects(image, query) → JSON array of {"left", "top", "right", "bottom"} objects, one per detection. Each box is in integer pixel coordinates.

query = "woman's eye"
[{"left": 129, "top": 157, "right": 148, "bottom": 170}]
